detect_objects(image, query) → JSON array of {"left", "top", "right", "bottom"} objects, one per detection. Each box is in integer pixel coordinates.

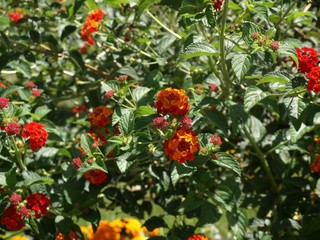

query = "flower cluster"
[
  {"left": 188, "top": 234, "right": 210, "bottom": 240},
  {"left": 21, "top": 122, "right": 48, "bottom": 151},
  {"left": 311, "top": 154, "right": 320, "bottom": 173},
  {"left": 164, "top": 128, "right": 200, "bottom": 163},
  {"left": 1, "top": 192, "right": 50, "bottom": 230},
  {"left": 155, "top": 88, "right": 190, "bottom": 117},
  {"left": 84, "top": 169, "right": 107, "bottom": 185},
  {"left": 212, "top": 0, "right": 224, "bottom": 11},
  {"left": 8, "top": 8, "right": 24, "bottom": 23},
  {"left": 0, "top": 97, "right": 10, "bottom": 109},
  {"left": 89, "top": 106, "right": 113, "bottom": 128},
  {"left": 81, "top": 218, "right": 159, "bottom": 240},
  {"left": 56, "top": 230, "right": 79, "bottom": 240},
  {"left": 80, "top": 9, "right": 104, "bottom": 45}
]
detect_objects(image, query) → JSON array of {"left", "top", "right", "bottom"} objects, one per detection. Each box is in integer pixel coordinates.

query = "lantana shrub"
[{"left": 0, "top": 0, "right": 320, "bottom": 239}]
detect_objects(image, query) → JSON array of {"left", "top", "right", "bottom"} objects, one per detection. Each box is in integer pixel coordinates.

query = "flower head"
[
  {"left": 84, "top": 169, "right": 107, "bottom": 185},
  {"left": 294, "top": 47, "right": 319, "bottom": 74},
  {"left": 311, "top": 154, "right": 320, "bottom": 173},
  {"left": 80, "top": 9, "right": 104, "bottom": 45},
  {"left": 9, "top": 193, "right": 22, "bottom": 205},
  {"left": 25, "top": 81, "right": 35, "bottom": 89},
  {"left": 209, "top": 83, "right": 219, "bottom": 92},
  {"left": 8, "top": 8, "right": 24, "bottom": 23},
  {"left": 188, "top": 234, "right": 210, "bottom": 240},
  {"left": 164, "top": 128, "right": 200, "bottom": 163},
  {"left": 0, "top": 204, "right": 25, "bottom": 230},
  {"left": 5, "top": 122, "right": 21, "bottom": 136},
  {"left": 0, "top": 97, "right": 10, "bottom": 109},
  {"left": 25, "top": 193, "right": 50, "bottom": 219},
  {"left": 22, "top": 122, "right": 48, "bottom": 151},
  {"left": 306, "top": 66, "right": 320, "bottom": 93},
  {"left": 269, "top": 41, "right": 280, "bottom": 52},
  {"left": 155, "top": 88, "right": 190, "bottom": 117},
  {"left": 89, "top": 106, "right": 113, "bottom": 127},
  {"left": 153, "top": 117, "right": 168, "bottom": 130},
  {"left": 72, "top": 104, "right": 87, "bottom": 114},
  {"left": 179, "top": 115, "right": 192, "bottom": 129},
  {"left": 31, "top": 89, "right": 41, "bottom": 97},
  {"left": 104, "top": 90, "right": 114, "bottom": 100},
  {"left": 72, "top": 158, "right": 83, "bottom": 170},
  {"left": 212, "top": 0, "right": 224, "bottom": 11},
  {"left": 210, "top": 134, "right": 222, "bottom": 146}
]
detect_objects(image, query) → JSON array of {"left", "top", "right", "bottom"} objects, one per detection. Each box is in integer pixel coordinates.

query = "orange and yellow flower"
[
  {"left": 88, "top": 106, "right": 113, "bottom": 127},
  {"left": 164, "top": 128, "right": 200, "bottom": 163},
  {"left": 188, "top": 234, "right": 210, "bottom": 240},
  {"left": 80, "top": 9, "right": 104, "bottom": 45},
  {"left": 155, "top": 88, "right": 190, "bottom": 117}
]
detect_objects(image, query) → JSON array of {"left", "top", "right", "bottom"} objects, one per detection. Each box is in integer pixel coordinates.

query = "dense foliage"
[{"left": 1, "top": 0, "right": 320, "bottom": 239}]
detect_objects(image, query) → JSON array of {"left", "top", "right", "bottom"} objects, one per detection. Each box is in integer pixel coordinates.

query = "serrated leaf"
[
  {"left": 35, "top": 105, "right": 51, "bottom": 120},
  {"left": 80, "top": 133, "right": 94, "bottom": 155},
  {"left": 289, "top": 123, "right": 312, "bottom": 143},
  {"left": 196, "top": 202, "right": 222, "bottom": 227},
  {"left": 254, "top": 5, "right": 268, "bottom": 22},
  {"left": 244, "top": 86, "right": 268, "bottom": 112},
  {"left": 35, "top": 147, "right": 59, "bottom": 158},
  {"left": 232, "top": 54, "right": 251, "bottom": 81},
  {"left": 178, "top": 42, "right": 218, "bottom": 62},
  {"left": 278, "top": 41, "right": 298, "bottom": 66},
  {"left": 284, "top": 97, "right": 306, "bottom": 119},
  {"left": 213, "top": 152, "right": 241, "bottom": 177},
  {"left": 227, "top": 208, "right": 248, "bottom": 239},
  {"left": 101, "top": 80, "right": 121, "bottom": 92},
  {"left": 179, "top": 191, "right": 204, "bottom": 212},
  {"left": 15, "top": 61, "right": 32, "bottom": 78},
  {"left": 119, "top": 110, "right": 134, "bottom": 135},
  {"left": 212, "top": 185, "right": 237, "bottom": 212},
  {"left": 171, "top": 162, "right": 196, "bottom": 186},
  {"left": 5, "top": 167, "right": 17, "bottom": 188},
  {"left": 22, "top": 170, "right": 54, "bottom": 186},
  {"left": 314, "top": 112, "right": 320, "bottom": 125},
  {"left": 257, "top": 71, "right": 290, "bottom": 85},
  {"left": 205, "top": 4, "right": 217, "bottom": 28},
  {"left": 118, "top": 66, "right": 139, "bottom": 80},
  {"left": 143, "top": 216, "right": 168, "bottom": 231},
  {"left": 245, "top": 115, "right": 266, "bottom": 142},
  {"left": 202, "top": 110, "right": 228, "bottom": 135},
  {"left": 242, "top": 21, "right": 260, "bottom": 43},
  {"left": 135, "top": 106, "right": 155, "bottom": 118},
  {"left": 132, "top": 86, "right": 151, "bottom": 102},
  {"left": 27, "top": 218, "right": 40, "bottom": 235}
]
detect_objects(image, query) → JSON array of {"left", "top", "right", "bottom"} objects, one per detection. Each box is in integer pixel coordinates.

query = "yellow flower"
[{"left": 11, "top": 236, "right": 29, "bottom": 240}]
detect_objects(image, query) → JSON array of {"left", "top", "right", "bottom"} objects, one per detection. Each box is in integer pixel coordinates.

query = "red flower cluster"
[
  {"left": 0, "top": 97, "right": 10, "bottom": 109},
  {"left": 8, "top": 8, "right": 24, "bottom": 23},
  {"left": 4, "top": 122, "right": 21, "bottom": 135},
  {"left": 25, "top": 81, "right": 36, "bottom": 89},
  {"left": 210, "top": 134, "right": 222, "bottom": 146},
  {"left": 84, "top": 169, "right": 107, "bottom": 185},
  {"left": 155, "top": 88, "right": 190, "bottom": 117},
  {"left": 153, "top": 117, "right": 168, "bottom": 130},
  {"left": 164, "top": 128, "right": 200, "bottom": 163},
  {"left": 295, "top": 47, "right": 318, "bottom": 74},
  {"left": 188, "top": 234, "right": 210, "bottom": 240},
  {"left": 80, "top": 9, "right": 104, "bottom": 45},
  {"left": 212, "top": 0, "right": 224, "bottom": 11},
  {"left": 88, "top": 106, "right": 113, "bottom": 128},
  {"left": 22, "top": 122, "right": 48, "bottom": 151},
  {"left": 179, "top": 115, "right": 192, "bottom": 129},
  {"left": 306, "top": 67, "right": 320, "bottom": 93},
  {"left": 1, "top": 193, "right": 50, "bottom": 230},
  {"left": 311, "top": 154, "right": 320, "bottom": 173}
]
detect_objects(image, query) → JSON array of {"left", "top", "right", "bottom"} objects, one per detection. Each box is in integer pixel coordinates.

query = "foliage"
[{"left": 0, "top": 0, "right": 320, "bottom": 239}]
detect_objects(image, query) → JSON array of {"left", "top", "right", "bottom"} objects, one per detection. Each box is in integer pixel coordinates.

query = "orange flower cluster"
[
  {"left": 80, "top": 9, "right": 104, "bottom": 45},
  {"left": 311, "top": 154, "right": 320, "bottom": 172},
  {"left": 88, "top": 106, "right": 113, "bottom": 128},
  {"left": 56, "top": 230, "right": 79, "bottom": 240},
  {"left": 81, "top": 218, "right": 159, "bottom": 240},
  {"left": 164, "top": 128, "right": 200, "bottom": 163},
  {"left": 188, "top": 234, "right": 210, "bottom": 240},
  {"left": 155, "top": 88, "right": 190, "bottom": 117}
]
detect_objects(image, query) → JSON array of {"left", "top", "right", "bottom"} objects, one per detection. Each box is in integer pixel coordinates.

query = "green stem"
[
  {"left": 266, "top": 140, "right": 290, "bottom": 156},
  {"left": 243, "top": 127, "right": 278, "bottom": 194},
  {"left": 146, "top": 9, "right": 182, "bottom": 40},
  {"left": 219, "top": 0, "right": 233, "bottom": 98},
  {"left": 10, "top": 136, "right": 27, "bottom": 170}
]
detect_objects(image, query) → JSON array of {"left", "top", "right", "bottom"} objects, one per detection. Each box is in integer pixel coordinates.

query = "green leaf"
[
  {"left": 171, "top": 162, "right": 196, "bottom": 186},
  {"left": 159, "top": 0, "right": 182, "bottom": 10},
  {"left": 205, "top": 4, "right": 217, "bottom": 28},
  {"left": 179, "top": 191, "right": 204, "bottom": 213},
  {"left": 278, "top": 41, "right": 298, "bottom": 66},
  {"left": 254, "top": 5, "right": 268, "bottom": 22},
  {"left": 227, "top": 208, "right": 248, "bottom": 239},
  {"left": 228, "top": 1, "right": 242, "bottom": 10},
  {"left": 5, "top": 167, "right": 17, "bottom": 188},
  {"left": 143, "top": 216, "right": 168, "bottom": 231},
  {"left": 132, "top": 87, "right": 151, "bottom": 102},
  {"left": 244, "top": 86, "right": 268, "bottom": 112},
  {"left": 70, "top": 50, "right": 85, "bottom": 72},
  {"left": 80, "top": 133, "right": 94, "bottom": 155},
  {"left": 257, "top": 71, "right": 291, "bottom": 85},
  {"left": 119, "top": 110, "right": 134, "bottom": 135},
  {"left": 313, "top": 112, "right": 320, "bottom": 125},
  {"left": 289, "top": 123, "right": 312, "bottom": 143},
  {"left": 202, "top": 110, "right": 228, "bottom": 136},
  {"left": 231, "top": 54, "right": 251, "bottom": 81},
  {"left": 118, "top": 66, "right": 139, "bottom": 80},
  {"left": 22, "top": 170, "right": 54, "bottom": 186},
  {"left": 27, "top": 218, "right": 40, "bottom": 235},
  {"left": 284, "top": 97, "right": 306, "bottom": 119},
  {"left": 35, "top": 105, "right": 51, "bottom": 120},
  {"left": 245, "top": 115, "right": 266, "bottom": 142},
  {"left": 178, "top": 42, "right": 218, "bottom": 62},
  {"left": 196, "top": 202, "right": 222, "bottom": 227},
  {"left": 15, "top": 61, "right": 32, "bottom": 78},
  {"left": 0, "top": 31, "right": 10, "bottom": 48},
  {"left": 211, "top": 185, "right": 237, "bottom": 212},
  {"left": 61, "top": 25, "right": 77, "bottom": 41},
  {"left": 69, "top": 0, "right": 86, "bottom": 16},
  {"left": 29, "top": 30, "right": 41, "bottom": 43},
  {"left": 135, "top": 106, "right": 156, "bottom": 118},
  {"left": 242, "top": 21, "right": 260, "bottom": 43},
  {"left": 136, "top": 0, "right": 154, "bottom": 19},
  {"left": 101, "top": 80, "right": 121, "bottom": 92},
  {"left": 213, "top": 152, "right": 241, "bottom": 177}
]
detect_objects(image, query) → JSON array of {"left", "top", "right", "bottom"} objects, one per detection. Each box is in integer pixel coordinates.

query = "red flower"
[
  {"left": 306, "top": 66, "right": 320, "bottom": 93},
  {"left": 9, "top": 193, "right": 22, "bottom": 205},
  {"left": 25, "top": 193, "right": 50, "bottom": 219},
  {"left": 0, "top": 204, "right": 25, "bottom": 230},
  {"left": 18, "top": 206, "right": 31, "bottom": 218},
  {"left": 209, "top": 83, "right": 219, "bottom": 92},
  {"left": 72, "top": 158, "right": 83, "bottom": 170},
  {"left": 0, "top": 97, "right": 10, "bottom": 109},
  {"left": 72, "top": 104, "right": 87, "bottom": 114},
  {"left": 294, "top": 47, "right": 319, "bottom": 74},
  {"left": 8, "top": 8, "right": 24, "bottom": 23},
  {"left": 179, "top": 115, "right": 192, "bottom": 129},
  {"left": 84, "top": 169, "right": 107, "bottom": 185},
  {"left": 269, "top": 41, "right": 280, "bottom": 52},
  {"left": 164, "top": 128, "right": 200, "bottom": 163},
  {"left": 89, "top": 106, "right": 113, "bottom": 127},
  {"left": 25, "top": 81, "right": 35, "bottom": 89},
  {"left": 155, "top": 88, "right": 190, "bottom": 117},
  {"left": 311, "top": 154, "right": 320, "bottom": 173},
  {"left": 153, "top": 117, "right": 168, "bottom": 130},
  {"left": 212, "top": 0, "right": 224, "bottom": 11},
  {"left": 104, "top": 90, "right": 114, "bottom": 100},
  {"left": 188, "top": 234, "right": 210, "bottom": 240},
  {"left": 31, "top": 89, "right": 41, "bottom": 97},
  {"left": 80, "top": 9, "right": 104, "bottom": 45},
  {"left": 210, "top": 134, "right": 222, "bottom": 146},
  {"left": 22, "top": 122, "right": 48, "bottom": 151},
  {"left": 4, "top": 122, "right": 21, "bottom": 135}
]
